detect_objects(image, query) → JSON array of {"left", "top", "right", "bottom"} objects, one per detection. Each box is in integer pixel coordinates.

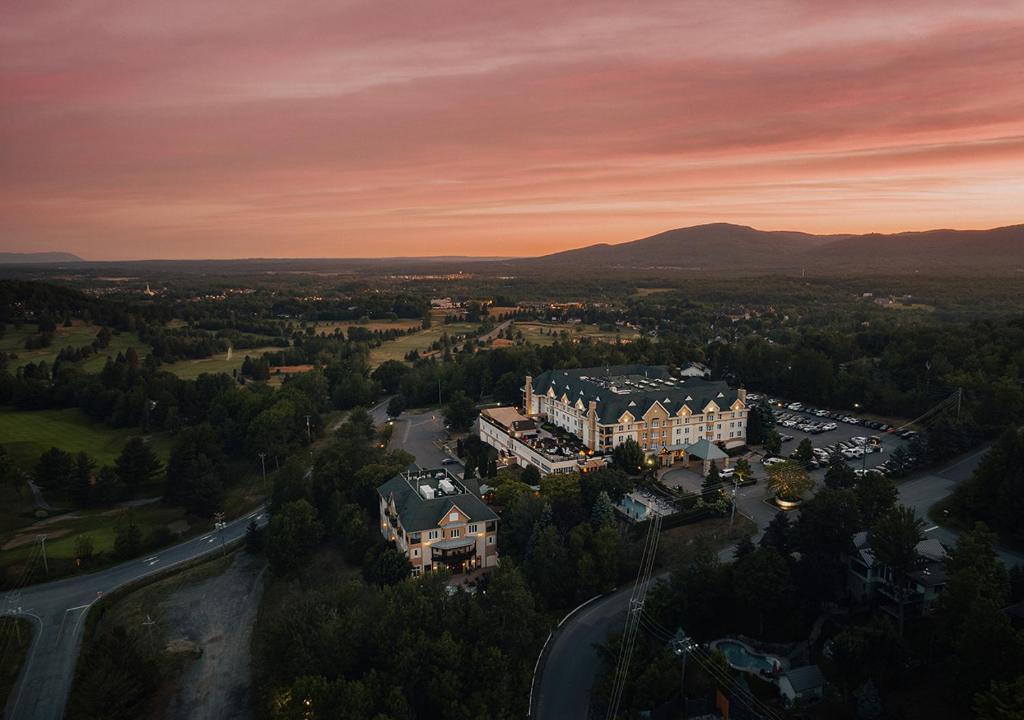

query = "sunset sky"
[{"left": 3, "top": 1, "right": 1024, "bottom": 259}]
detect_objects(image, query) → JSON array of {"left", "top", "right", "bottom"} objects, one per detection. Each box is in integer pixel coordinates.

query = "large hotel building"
[{"left": 523, "top": 364, "right": 747, "bottom": 465}]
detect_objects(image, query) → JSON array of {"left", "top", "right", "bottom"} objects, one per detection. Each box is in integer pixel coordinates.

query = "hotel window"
[
  {"left": 468, "top": 523, "right": 478, "bottom": 533},
  {"left": 487, "top": 536, "right": 495, "bottom": 545},
  {"left": 451, "top": 528, "right": 461, "bottom": 538},
  {"left": 449, "top": 512, "right": 459, "bottom": 522},
  {"left": 413, "top": 548, "right": 420, "bottom": 557},
  {"left": 428, "top": 530, "right": 439, "bottom": 540}
]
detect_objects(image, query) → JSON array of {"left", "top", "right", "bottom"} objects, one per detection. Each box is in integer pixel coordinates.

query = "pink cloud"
[{"left": 1, "top": 0, "right": 1023, "bottom": 258}]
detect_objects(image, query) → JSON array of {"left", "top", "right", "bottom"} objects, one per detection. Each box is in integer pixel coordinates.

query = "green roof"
[
  {"left": 684, "top": 438, "right": 728, "bottom": 461},
  {"left": 378, "top": 467, "right": 498, "bottom": 533}
]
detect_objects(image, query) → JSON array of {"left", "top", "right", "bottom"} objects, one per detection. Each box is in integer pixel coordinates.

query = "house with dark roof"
[
  {"left": 524, "top": 365, "right": 747, "bottom": 470},
  {"left": 847, "top": 530, "right": 948, "bottom": 615},
  {"left": 377, "top": 466, "right": 498, "bottom": 577}
]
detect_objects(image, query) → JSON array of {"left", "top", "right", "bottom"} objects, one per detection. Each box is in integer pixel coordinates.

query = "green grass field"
[
  {"left": 0, "top": 322, "right": 151, "bottom": 372},
  {"left": 512, "top": 321, "right": 640, "bottom": 346},
  {"left": 368, "top": 322, "right": 480, "bottom": 365},
  {"left": 0, "top": 408, "right": 173, "bottom": 470},
  {"left": 163, "top": 345, "right": 282, "bottom": 379}
]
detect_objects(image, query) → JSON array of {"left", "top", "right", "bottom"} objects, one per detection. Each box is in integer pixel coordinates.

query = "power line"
[{"left": 605, "top": 512, "right": 662, "bottom": 720}]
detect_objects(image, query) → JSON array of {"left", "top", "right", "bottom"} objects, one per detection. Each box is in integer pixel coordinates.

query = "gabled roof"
[
  {"left": 785, "top": 665, "right": 825, "bottom": 693},
  {"left": 684, "top": 438, "right": 728, "bottom": 461},
  {"left": 377, "top": 468, "right": 498, "bottom": 533},
  {"left": 531, "top": 364, "right": 741, "bottom": 424}
]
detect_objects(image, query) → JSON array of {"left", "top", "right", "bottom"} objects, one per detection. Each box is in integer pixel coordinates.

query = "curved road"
[
  {"left": 534, "top": 445, "right": 1019, "bottom": 720},
  {"left": 2, "top": 506, "right": 267, "bottom": 720},
  {"left": 2, "top": 397, "right": 401, "bottom": 720}
]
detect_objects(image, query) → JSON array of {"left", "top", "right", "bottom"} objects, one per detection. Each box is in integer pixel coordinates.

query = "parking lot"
[{"left": 750, "top": 394, "right": 917, "bottom": 484}]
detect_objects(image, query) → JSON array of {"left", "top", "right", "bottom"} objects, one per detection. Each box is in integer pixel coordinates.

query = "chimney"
[
  {"left": 737, "top": 387, "right": 747, "bottom": 405},
  {"left": 524, "top": 375, "right": 533, "bottom": 413}
]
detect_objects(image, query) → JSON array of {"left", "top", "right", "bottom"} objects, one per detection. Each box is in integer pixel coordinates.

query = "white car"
[
  {"left": 719, "top": 467, "right": 736, "bottom": 479},
  {"left": 763, "top": 457, "right": 786, "bottom": 466},
  {"left": 823, "top": 422, "right": 838, "bottom": 431},
  {"left": 788, "top": 402, "right": 804, "bottom": 411}
]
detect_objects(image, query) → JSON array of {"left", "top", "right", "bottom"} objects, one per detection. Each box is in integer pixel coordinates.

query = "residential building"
[
  {"left": 847, "top": 531, "right": 948, "bottom": 614},
  {"left": 377, "top": 466, "right": 498, "bottom": 576},
  {"left": 778, "top": 665, "right": 826, "bottom": 707},
  {"left": 525, "top": 364, "right": 748, "bottom": 467}
]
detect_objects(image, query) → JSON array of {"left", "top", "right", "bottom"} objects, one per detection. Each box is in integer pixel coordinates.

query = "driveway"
[{"left": 387, "top": 409, "right": 464, "bottom": 475}]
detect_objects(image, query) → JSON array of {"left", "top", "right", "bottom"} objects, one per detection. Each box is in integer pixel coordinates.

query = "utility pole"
[
  {"left": 142, "top": 614, "right": 156, "bottom": 653},
  {"left": 39, "top": 535, "right": 48, "bottom": 576},
  {"left": 258, "top": 452, "right": 267, "bottom": 492},
  {"left": 729, "top": 479, "right": 738, "bottom": 529},
  {"left": 437, "top": 378, "right": 442, "bottom": 407},
  {"left": 671, "top": 629, "right": 695, "bottom": 703},
  {"left": 213, "top": 512, "right": 227, "bottom": 556},
  {"left": 305, "top": 414, "right": 312, "bottom": 443}
]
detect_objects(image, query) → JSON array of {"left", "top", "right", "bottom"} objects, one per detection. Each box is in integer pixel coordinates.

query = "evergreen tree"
[
  {"left": 760, "top": 511, "right": 791, "bottom": 555},
  {"left": 115, "top": 437, "right": 162, "bottom": 487},
  {"left": 591, "top": 491, "right": 616, "bottom": 528},
  {"left": 824, "top": 450, "right": 857, "bottom": 489},
  {"left": 71, "top": 452, "right": 96, "bottom": 507},
  {"left": 702, "top": 461, "right": 722, "bottom": 502},
  {"left": 856, "top": 679, "right": 883, "bottom": 720},
  {"left": 733, "top": 534, "right": 756, "bottom": 561}
]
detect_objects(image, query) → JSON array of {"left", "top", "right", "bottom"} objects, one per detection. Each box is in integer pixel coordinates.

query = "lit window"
[{"left": 449, "top": 512, "right": 459, "bottom": 521}]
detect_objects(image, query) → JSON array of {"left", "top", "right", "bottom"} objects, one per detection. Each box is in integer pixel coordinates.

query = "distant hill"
[
  {"left": 0, "top": 251, "right": 83, "bottom": 265},
  {"left": 513, "top": 223, "right": 1024, "bottom": 274}
]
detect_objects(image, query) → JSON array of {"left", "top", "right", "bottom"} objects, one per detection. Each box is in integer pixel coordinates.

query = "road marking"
[
  {"left": 65, "top": 604, "right": 90, "bottom": 612},
  {"left": 207, "top": 537, "right": 216, "bottom": 543},
  {"left": 148, "top": 559, "right": 160, "bottom": 566},
  {"left": 924, "top": 525, "right": 939, "bottom": 532},
  {"left": 198, "top": 535, "right": 212, "bottom": 542},
  {"left": 143, "top": 556, "right": 158, "bottom": 563}
]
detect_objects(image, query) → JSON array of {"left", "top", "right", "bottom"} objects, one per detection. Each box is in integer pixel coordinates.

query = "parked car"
[
  {"left": 763, "top": 456, "right": 786, "bottom": 466},
  {"left": 719, "top": 467, "right": 736, "bottom": 479}
]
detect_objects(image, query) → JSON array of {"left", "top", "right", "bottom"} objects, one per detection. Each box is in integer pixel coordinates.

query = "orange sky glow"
[{"left": 2, "top": 0, "right": 1024, "bottom": 259}]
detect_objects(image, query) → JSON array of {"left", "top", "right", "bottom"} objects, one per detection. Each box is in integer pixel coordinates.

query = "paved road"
[
  {"left": 1, "top": 395, "right": 414, "bottom": 720},
  {"left": 535, "top": 443, "right": 1014, "bottom": 720},
  {"left": 388, "top": 409, "right": 465, "bottom": 474},
  {"left": 897, "top": 446, "right": 1024, "bottom": 568},
  {"left": 1, "top": 507, "right": 268, "bottom": 720}
]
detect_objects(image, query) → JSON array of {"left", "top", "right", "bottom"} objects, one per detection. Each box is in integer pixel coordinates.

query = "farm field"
[
  {"left": 368, "top": 321, "right": 480, "bottom": 365},
  {"left": 163, "top": 345, "right": 282, "bottom": 379},
  {"left": 512, "top": 321, "right": 640, "bottom": 346},
  {"left": 0, "top": 407, "right": 174, "bottom": 471},
  {"left": 0, "top": 322, "right": 151, "bottom": 372}
]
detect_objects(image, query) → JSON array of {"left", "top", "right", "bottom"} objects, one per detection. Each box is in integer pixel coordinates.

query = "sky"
[{"left": 2, "top": 0, "right": 1024, "bottom": 260}]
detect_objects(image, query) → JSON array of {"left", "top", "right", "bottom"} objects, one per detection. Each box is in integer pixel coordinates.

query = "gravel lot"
[{"left": 162, "top": 551, "right": 266, "bottom": 720}]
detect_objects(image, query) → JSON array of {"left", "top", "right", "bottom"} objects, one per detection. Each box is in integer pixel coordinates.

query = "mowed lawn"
[
  {"left": 368, "top": 322, "right": 480, "bottom": 365},
  {"left": 512, "top": 321, "right": 640, "bottom": 346},
  {"left": 163, "top": 345, "right": 282, "bottom": 379},
  {"left": 0, "top": 407, "right": 174, "bottom": 470},
  {"left": 0, "top": 322, "right": 151, "bottom": 371}
]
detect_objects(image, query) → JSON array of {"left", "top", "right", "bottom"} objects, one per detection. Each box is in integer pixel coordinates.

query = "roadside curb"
[{"left": 527, "top": 588, "right": 617, "bottom": 719}]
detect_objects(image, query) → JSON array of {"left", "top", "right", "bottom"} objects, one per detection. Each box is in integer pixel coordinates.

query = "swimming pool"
[
  {"left": 712, "top": 639, "right": 780, "bottom": 674},
  {"left": 617, "top": 495, "right": 650, "bottom": 520}
]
